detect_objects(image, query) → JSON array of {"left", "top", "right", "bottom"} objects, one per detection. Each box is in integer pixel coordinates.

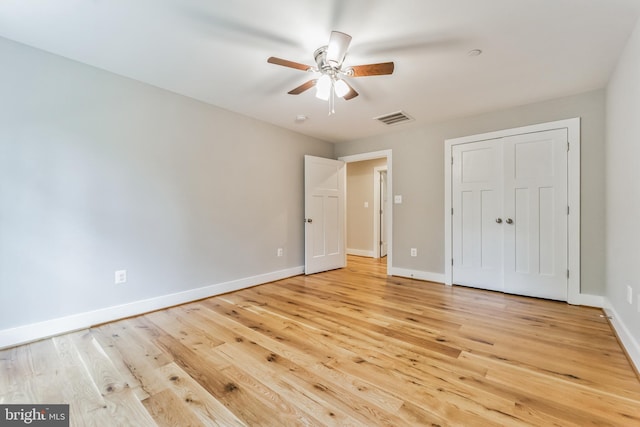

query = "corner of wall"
[{"left": 603, "top": 299, "right": 640, "bottom": 375}]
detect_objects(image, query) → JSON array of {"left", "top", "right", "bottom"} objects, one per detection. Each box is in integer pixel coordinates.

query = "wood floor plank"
[
  {"left": 155, "top": 362, "right": 247, "bottom": 427},
  {"left": 93, "top": 320, "right": 169, "bottom": 398},
  {"left": 142, "top": 388, "right": 206, "bottom": 427},
  {"left": 2, "top": 255, "right": 639, "bottom": 426},
  {"left": 50, "top": 334, "right": 116, "bottom": 426},
  {"left": 67, "top": 330, "right": 158, "bottom": 426}
]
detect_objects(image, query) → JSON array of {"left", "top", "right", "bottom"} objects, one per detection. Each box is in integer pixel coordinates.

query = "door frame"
[
  {"left": 444, "top": 118, "right": 583, "bottom": 305},
  {"left": 373, "top": 166, "right": 388, "bottom": 258},
  {"left": 339, "top": 150, "right": 393, "bottom": 276}
]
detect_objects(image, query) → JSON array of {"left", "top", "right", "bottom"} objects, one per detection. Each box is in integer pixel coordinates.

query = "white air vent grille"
[{"left": 374, "top": 111, "right": 414, "bottom": 126}]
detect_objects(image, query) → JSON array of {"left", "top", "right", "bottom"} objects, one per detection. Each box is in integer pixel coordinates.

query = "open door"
[
  {"left": 380, "top": 170, "right": 388, "bottom": 257},
  {"left": 304, "top": 155, "right": 346, "bottom": 275}
]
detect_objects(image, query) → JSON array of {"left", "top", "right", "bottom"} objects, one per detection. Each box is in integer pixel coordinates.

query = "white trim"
[
  {"left": 0, "top": 266, "right": 303, "bottom": 350},
  {"left": 444, "top": 118, "right": 582, "bottom": 303},
  {"left": 347, "top": 248, "right": 375, "bottom": 257},
  {"left": 603, "top": 299, "right": 640, "bottom": 374},
  {"left": 389, "top": 267, "right": 445, "bottom": 284},
  {"left": 573, "top": 293, "right": 605, "bottom": 308},
  {"left": 339, "top": 150, "right": 392, "bottom": 276}
]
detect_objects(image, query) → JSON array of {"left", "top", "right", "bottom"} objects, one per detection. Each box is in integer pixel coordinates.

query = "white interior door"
[
  {"left": 304, "top": 155, "right": 346, "bottom": 275},
  {"left": 503, "top": 129, "right": 568, "bottom": 300},
  {"left": 452, "top": 139, "right": 504, "bottom": 291},
  {"left": 380, "top": 170, "right": 388, "bottom": 257}
]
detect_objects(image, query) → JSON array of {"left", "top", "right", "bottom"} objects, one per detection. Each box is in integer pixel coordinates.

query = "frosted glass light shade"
[
  {"left": 315, "top": 74, "right": 331, "bottom": 100},
  {"left": 334, "top": 79, "right": 349, "bottom": 97}
]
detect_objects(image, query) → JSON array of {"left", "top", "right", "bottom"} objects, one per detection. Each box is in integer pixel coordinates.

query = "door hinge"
[
  {"left": 451, "top": 259, "right": 454, "bottom": 266},
  {"left": 567, "top": 269, "right": 570, "bottom": 278},
  {"left": 567, "top": 142, "right": 570, "bottom": 151},
  {"left": 451, "top": 208, "right": 454, "bottom": 215},
  {"left": 451, "top": 157, "right": 454, "bottom": 165},
  {"left": 567, "top": 205, "right": 570, "bottom": 215}
]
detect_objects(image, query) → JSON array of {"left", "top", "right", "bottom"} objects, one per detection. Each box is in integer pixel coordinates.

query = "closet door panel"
[
  {"left": 452, "top": 140, "right": 503, "bottom": 291},
  {"left": 503, "top": 129, "right": 568, "bottom": 300}
]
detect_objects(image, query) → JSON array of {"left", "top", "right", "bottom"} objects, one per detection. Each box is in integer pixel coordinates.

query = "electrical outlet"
[
  {"left": 277, "top": 248, "right": 283, "bottom": 257},
  {"left": 627, "top": 285, "right": 633, "bottom": 305},
  {"left": 410, "top": 248, "right": 417, "bottom": 257},
  {"left": 115, "top": 270, "right": 127, "bottom": 284},
  {"left": 364, "top": 201, "right": 369, "bottom": 208}
]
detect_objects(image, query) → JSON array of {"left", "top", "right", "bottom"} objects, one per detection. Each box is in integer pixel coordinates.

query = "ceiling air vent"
[{"left": 374, "top": 111, "right": 414, "bottom": 126}]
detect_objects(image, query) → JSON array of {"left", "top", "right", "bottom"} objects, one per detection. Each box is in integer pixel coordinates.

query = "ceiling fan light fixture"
[
  {"left": 334, "top": 79, "right": 350, "bottom": 98},
  {"left": 326, "top": 31, "right": 352, "bottom": 66},
  {"left": 315, "top": 74, "right": 332, "bottom": 100}
]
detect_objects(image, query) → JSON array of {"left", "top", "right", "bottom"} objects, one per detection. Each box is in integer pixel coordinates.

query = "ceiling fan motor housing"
[{"left": 314, "top": 46, "right": 336, "bottom": 75}]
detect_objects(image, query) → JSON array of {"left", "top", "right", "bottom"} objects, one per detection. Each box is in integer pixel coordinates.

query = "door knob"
[
  {"left": 496, "top": 218, "right": 503, "bottom": 224},
  {"left": 506, "top": 218, "right": 513, "bottom": 224},
  {"left": 305, "top": 218, "right": 313, "bottom": 223}
]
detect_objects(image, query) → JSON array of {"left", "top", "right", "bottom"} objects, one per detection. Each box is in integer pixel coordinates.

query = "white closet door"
[
  {"left": 452, "top": 139, "right": 504, "bottom": 291},
  {"left": 452, "top": 129, "right": 568, "bottom": 301},
  {"left": 503, "top": 129, "right": 568, "bottom": 300}
]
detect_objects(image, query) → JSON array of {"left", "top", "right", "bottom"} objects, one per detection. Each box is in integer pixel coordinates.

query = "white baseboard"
[
  {"left": 0, "top": 265, "right": 304, "bottom": 350},
  {"left": 389, "top": 267, "right": 445, "bottom": 284},
  {"left": 347, "top": 248, "right": 375, "bottom": 258},
  {"left": 603, "top": 299, "right": 640, "bottom": 374},
  {"left": 574, "top": 293, "right": 605, "bottom": 308}
]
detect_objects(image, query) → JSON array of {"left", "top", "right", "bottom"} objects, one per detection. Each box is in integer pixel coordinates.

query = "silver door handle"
[
  {"left": 506, "top": 218, "right": 513, "bottom": 224},
  {"left": 305, "top": 218, "right": 313, "bottom": 223},
  {"left": 496, "top": 218, "right": 502, "bottom": 224}
]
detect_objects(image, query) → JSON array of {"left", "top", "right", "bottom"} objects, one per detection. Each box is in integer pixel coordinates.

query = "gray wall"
[
  {"left": 606, "top": 19, "right": 640, "bottom": 346},
  {"left": 335, "top": 89, "right": 606, "bottom": 296},
  {"left": 346, "top": 158, "right": 387, "bottom": 254},
  {"left": 0, "top": 37, "right": 332, "bottom": 330}
]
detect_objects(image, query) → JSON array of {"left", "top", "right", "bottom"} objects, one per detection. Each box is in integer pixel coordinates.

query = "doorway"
[
  {"left": 339, "top": 150, "right": 393, "bottom": 276},
  {"left": 374, "top": 167, "right": 388, "bottom": 258}
]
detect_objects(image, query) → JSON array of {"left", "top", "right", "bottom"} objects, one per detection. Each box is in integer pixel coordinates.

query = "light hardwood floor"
[{"left": 1, "top": 256, "right": 639, "bottom": 426}]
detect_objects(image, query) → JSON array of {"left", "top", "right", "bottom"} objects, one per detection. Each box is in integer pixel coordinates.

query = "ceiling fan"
[{"left": 267, "top": 31, "right": 394, "bottom": 113}]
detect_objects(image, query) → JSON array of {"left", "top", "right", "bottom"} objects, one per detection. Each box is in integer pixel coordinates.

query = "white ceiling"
[{"left": 1, "top": 0, "right": 639, "bottom": 143}]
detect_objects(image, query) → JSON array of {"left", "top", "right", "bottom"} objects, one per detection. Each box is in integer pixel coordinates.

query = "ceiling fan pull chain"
[{"left": 329, "top": 82, "right": 336, "bottom": 115}]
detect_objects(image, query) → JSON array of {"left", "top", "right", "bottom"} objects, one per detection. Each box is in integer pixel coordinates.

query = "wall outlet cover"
[{"left": 115, "top": 270, "right": 127, "bottom": 284}]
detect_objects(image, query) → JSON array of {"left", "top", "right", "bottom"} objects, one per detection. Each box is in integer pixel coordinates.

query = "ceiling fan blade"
[
  {"left": 267, "top": 57, "right": 313, "bottom": 71},
  {"left": 288, "top": 80, "right": 317, "bottom": 95},
  {"left": 326, "top": 31, "right": 352, "bottom": 65},
  {"left": 342, "top": 81, "right": 359, "bottom": 100},
  {"left": 347, "top": 62, "right": 395, "bottom": 77}
]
